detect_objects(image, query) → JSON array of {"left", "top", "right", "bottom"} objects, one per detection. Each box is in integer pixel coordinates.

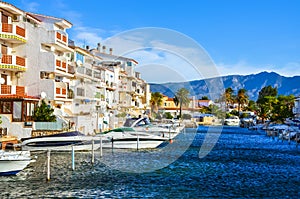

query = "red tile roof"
[{"left": 0, "top": 94, "right": 39, "bottom": 100}]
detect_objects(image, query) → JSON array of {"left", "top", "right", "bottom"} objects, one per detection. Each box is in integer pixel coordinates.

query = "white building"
[
  {"left": 293, "top": 97, "right": 300, "bottom": 118},
  {"left": 0, "top": 2, "right": 151, "bottom": 138}
]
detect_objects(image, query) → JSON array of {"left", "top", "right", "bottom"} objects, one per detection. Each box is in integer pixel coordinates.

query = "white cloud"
[{"left": 100, "top": 28, "right": 222, "bottom": 82}]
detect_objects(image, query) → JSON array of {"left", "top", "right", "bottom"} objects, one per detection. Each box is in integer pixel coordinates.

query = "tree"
[
  {"left": 174, "top": 88, "right": 190, "bottom": 119},
  {"left": 32, "top": 100, "right": 56, "bottom": 122},
  {"left": 222, "top": 87, "right": 235, "bottom": 110},
  {"left": 257, "top": 85, "right": 277, "bottom": 104},
  {"left": 257, "top": 95, "right": 277, "bottom": 123},
  {"left": 201, "top": 96, "right": 209, "bottom": 100},
  {"left": 150, "top": 92, "right": 163, "bottom": 114},
  {"left": 245, "top": 100, "right": 257, "bottom": 112},
  {"left": 236, "top": 88, "right": 249, "bottom": 113},
  {"left": 164, "top": 112, "right": 173, "bottom": 119},
  {"left": 256, "top": 86, "right": 278, "bottom": 123},
  {"left": 271, "top": 95, "right": 295, "bottom": 123}
]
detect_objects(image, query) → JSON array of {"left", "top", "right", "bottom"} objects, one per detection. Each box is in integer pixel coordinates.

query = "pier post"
[
  {"left": 137, "top": 134, "right": 139, "bottom": 151},
  {"left": 72, "top": 146, "right": 75, "bottom": 170},
  {"left": 111, "top": 137, "right": 114, "bottom": 152},
  {"left": 100, "top": 136, "right": 103, "bottom": 157},
  {"left": 46, "top": 150, "right": 51, "bottom": 181},
  {"left": 91, "top": 139, "right": 95, "bottom": 165}
]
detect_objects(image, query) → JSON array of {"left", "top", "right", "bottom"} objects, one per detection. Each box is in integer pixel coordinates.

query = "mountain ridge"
[{"left": 149, "top": 71, "right": 300, "bottom": 100}]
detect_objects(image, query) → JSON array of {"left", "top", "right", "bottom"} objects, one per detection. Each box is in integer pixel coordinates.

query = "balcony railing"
[
  {"left": 0, "top": 23, "right": 26, "bottom": 42},
  {"left": 0, "top": 85, "right": 25, "bottom": 95},
  {"left": 56, "top": 59, "right": 67, "bottom": 72},
  {"left": 56, "top": 31, "right": 67, "bottom": 45},
  {"left": 55, "top": 82, "right": 67, "bottom": 99},
  {"left": 0, "top": 54, "right": 26, "bottom": 71}
]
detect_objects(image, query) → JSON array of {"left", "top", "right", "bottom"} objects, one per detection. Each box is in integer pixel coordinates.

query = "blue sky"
[{"left": 6, "top": 0, "right": 300, "bottom": 82}]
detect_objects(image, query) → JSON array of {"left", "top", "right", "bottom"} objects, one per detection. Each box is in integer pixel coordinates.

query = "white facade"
[
  {"left": 293, "top": 97, "right": 300, "bottom": 118},
  {"left": 0, "top": 2, "right": 151, "bottom": 137}
]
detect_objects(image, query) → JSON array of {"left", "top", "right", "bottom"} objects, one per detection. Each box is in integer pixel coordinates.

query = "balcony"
[
  {"left": 106, "top": 82, "right": 117, "bottom": 91},
  {"left": 0, "top": 55, "right": 26, "bottom": 71},
  {"left": 55, "top": 82, "right": 68, "bottom": 99},
  {"left": 0, "top": 23, "right": 26, "bottom": 43},
  {"left": 76, "top": 66, "right": 94, "bottom": 79},
  {"left": 56, "top": 59, "right": 67, "bottom": 72},
  {"left": 0, "top": 85, "right": 26, "bottom": 96},
  {"left": 55, "top": 59, "right": 75, "bottom": 77},
  {"left": 42, "top": 30, "right": 72, "bottom": 52},
  {"left": 56, "top": 32, "right": 67, "bottom": 44}
]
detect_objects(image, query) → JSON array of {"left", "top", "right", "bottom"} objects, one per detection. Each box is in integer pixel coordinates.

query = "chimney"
[
  {"left": 97, "top": 43, "right": 101, "bottom": 51},
  {"left": 109, "top": 48, "right": 113, "bottom": 55},
  {"left": 86, "top": 45, "right": 89, "bottom": 50},
  {"left": 102, "top": 45, "right": 106, "bottom": 54}
]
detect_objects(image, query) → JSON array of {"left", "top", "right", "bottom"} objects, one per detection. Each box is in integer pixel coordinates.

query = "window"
[
  {"left": 0, "top": 101, "right": 12, "bottom": 114},
  {"left": 13, "top": 102, "right": 22, "bottom": 122},
  {"left": 76, "top": 53, "right": 84, "bottom": 63}
]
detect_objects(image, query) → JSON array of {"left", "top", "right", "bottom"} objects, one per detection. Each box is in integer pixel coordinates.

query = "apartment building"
[
  {"left": 90, "top": 44, "right": 151, "bottom": 119},
  {"left": 0, "top": 2, "right": 40, "bottom": 138},
  {"left": 0, "top": 1, "right": 150, "bottom": 137}
]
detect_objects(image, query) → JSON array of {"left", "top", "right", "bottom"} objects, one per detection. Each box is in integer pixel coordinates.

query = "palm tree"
[
  {"left": 236, "top": 89, "right": 249, "bottom": 114},
  {"left": 223, "top": 87, "right": 234, "bottom": 110},
  {"left": 173, "top": 88, "right": 190, "bottom": 119},
  {"left": 150, "top": 92, "right": 163, "bottom": 114}
]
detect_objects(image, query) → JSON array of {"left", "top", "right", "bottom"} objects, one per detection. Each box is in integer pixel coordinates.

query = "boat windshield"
[{"left": 123, "top": 117, "right": 151, "bottom": 127}]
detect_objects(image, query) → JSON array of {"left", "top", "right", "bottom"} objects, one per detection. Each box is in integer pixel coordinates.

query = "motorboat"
[
  {"left": 0, "top": 150, "right": 33, "bottom": 176},
  {"left": 99, "top": 127, "right": 170, "bottom": 149},
  {"left": 123, "top": 117, "right": 183, "bottom": 139},
  {"left": 224, "top": 116, "right": 240, "bottom": 126},
  {"left": 21, "top": 131, "right": 100, "bottom": 151}
]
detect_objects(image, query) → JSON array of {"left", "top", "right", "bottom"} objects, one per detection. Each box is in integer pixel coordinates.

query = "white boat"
[
  {"left": 21, "top": 131, "right": 100, "bottom": 151},
  {"left": 0, "top": 150, "right": 33, "bottom": 176},
  {"left": 99, "top": 127, "right": 170, "bottom": 149},
  {"left": 123, "top": 117, "right": 183, "bottom": 139},
  {"left": 224, "top": 116, "right": 240, "bottom": 126}
]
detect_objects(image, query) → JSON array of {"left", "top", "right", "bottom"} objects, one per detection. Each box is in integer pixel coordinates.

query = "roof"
[
  {"left": 27, "top": 12, "right": 72, "bottom": 29},
  {"left": 0, "top": 1, "right": 23, "bottom": 15},
  {"left": 90, "top": 49, "right": 138, "bottom": 64},
  {"left": 0, "top": 94, "right": 39, "bottom": 100}
]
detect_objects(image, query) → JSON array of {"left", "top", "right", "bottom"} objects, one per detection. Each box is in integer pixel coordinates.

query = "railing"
[
  {"left": 55, "top": 82, "right": 67, "bottom": 99},
  {"left": 1, "top": 23, "right": 26, "bottom": 38},
  {"left": 1, "top": 55, "right": 26, "bottom": 67},
  {"left": 56, "top": 59, "right": 67, "bottom": 72},
  {"left": 0, "top": 85, "right": 25, "bottom": 95},
  {"left": 34, "top": 121, "right": 64, "bottom": 130},
  {"left": 56, "top": 31, "right": 67, "bottom": 44}
]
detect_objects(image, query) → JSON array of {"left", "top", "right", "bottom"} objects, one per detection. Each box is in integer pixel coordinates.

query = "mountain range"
[{"left": 149, "top": 71, "right": 300, "bottom": 101}]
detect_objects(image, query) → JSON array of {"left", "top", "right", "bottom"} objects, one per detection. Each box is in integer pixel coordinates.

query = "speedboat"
[
  {"left": 224, "top": 116, "right": 240, "bottom": 126},
  {"left": 99, "top": 127, "right": 170, "bottom": 149},
  {"left": 0, "top": 150, "right": 33, "bottom": 176},
  {"left": 123, "top": 117, "right": 183, "bottom": 139},
  {"left": 21, "top": 131, "right": 100, "bottom": 151}
]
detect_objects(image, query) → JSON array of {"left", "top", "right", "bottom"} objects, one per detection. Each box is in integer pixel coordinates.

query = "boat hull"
[
  {"left": 98, "top": 129, "right": 170, "bottom": 149},
  {"left": 0, "top": 150, "right": 32, "bottom": 176},
  {"left": 0, "top": 160, "right": 32, "bottom": 176},
  {"left": 101, "top": 138, "right": 166, "bottom": 149},
  {"left": 21, "top": 131, "right": 100, "bottom": 151}
]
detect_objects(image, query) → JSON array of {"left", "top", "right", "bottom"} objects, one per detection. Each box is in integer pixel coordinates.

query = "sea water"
[{"left": 1, "top": 126, "right": 300, "bottom": 198}]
